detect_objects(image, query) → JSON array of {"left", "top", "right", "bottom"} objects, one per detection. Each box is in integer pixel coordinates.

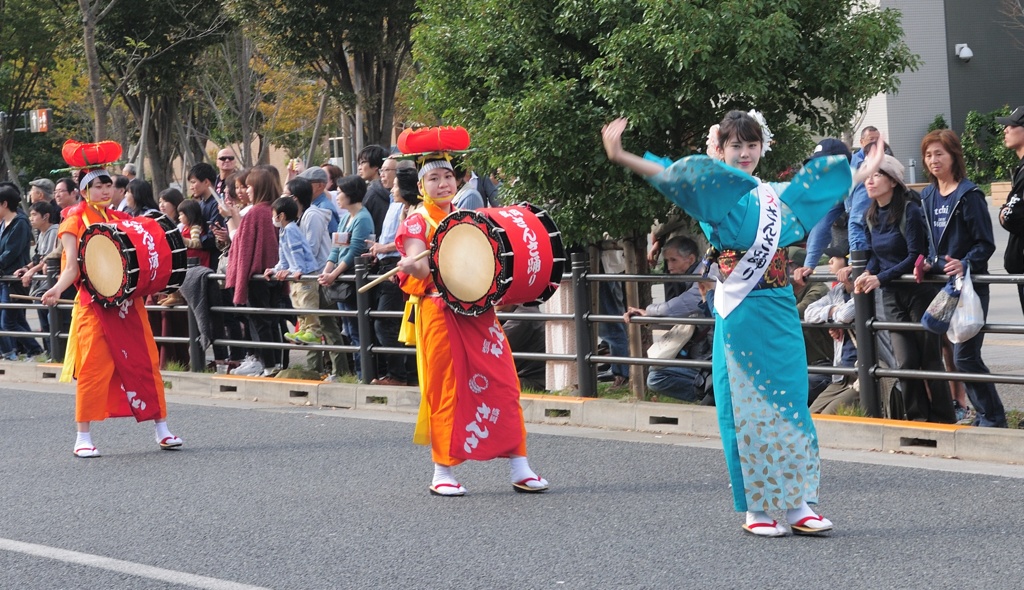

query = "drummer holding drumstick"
[
  {"left": 42, "top": 162, "right": 182, "bottom": 458},
  {"left": 395, "top": 152, "right": 549, "bottom": 496}
]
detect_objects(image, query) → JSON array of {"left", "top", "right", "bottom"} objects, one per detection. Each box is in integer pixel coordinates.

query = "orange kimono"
[
  {"left": 59, "top": 203, "right": 167, "bottom": 423},
  {"left": 396, "top": 204, "right": 527, "bottom": 466}
]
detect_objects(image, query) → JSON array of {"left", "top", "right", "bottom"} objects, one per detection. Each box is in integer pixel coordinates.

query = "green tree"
[
  {"left": 0, "top": 0, "right": 68, "bottom": 182},
  {"left": 410, "top": 0, "right": 918, "bottom": 245},
  {"left": 94, "top": 0, "right": 230, "bottom": 189},
  {"left": 224, "top": 0, "right": 417, "bottom": 152},
  {"left": 928, "top": 114, "right": 949, "bottom": 132},
  {"left": 962, "top": 105, "right": 1019, "bottom": 183}
]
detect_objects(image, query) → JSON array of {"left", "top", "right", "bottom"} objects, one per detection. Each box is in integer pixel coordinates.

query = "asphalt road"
[{"left": 3, "top": 384, "right": 1024, "bottom": 590}]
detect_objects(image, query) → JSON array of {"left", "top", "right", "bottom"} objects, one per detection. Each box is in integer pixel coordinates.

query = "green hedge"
[{"left": 962, "top": 106, "right": 1019, "bottom": 183}]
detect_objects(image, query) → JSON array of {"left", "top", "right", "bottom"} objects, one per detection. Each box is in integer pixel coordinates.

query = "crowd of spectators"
[
  {"left": 4, "top": 107, "right": 1024, "bottom": 427},
  {"left": 0, "top": 146, "right": 512, "bottom": 389}
]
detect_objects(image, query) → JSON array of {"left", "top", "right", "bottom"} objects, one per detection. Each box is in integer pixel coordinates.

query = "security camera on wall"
[{"left": 955, "top": 43, "right": 973, "bottom": 63}]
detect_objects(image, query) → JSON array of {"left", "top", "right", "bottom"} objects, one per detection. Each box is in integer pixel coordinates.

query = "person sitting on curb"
[
  {"left": 624, "top": 236, "right": 717, "bottom": 403},
  {"left": 804, "top": 245, "right": 860, "bottom": 414}
]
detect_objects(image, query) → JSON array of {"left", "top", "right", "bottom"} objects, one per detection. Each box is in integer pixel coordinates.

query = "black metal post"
[
  {"left": 354, "top": 254, "right": 375, "bottom": 384},
  {"left": 44, "top": 258, "right": 63, "bottom": 362},
  {"left": 850, "top": 249, "right": 881, "bottom": 417},
  {"left": 572, "top": 252, "right": 596, "bottom": 397}
]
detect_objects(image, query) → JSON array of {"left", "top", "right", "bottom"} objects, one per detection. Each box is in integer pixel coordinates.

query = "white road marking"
[{"left": 0, "top": 538, "right": 270, "bottom": 590}]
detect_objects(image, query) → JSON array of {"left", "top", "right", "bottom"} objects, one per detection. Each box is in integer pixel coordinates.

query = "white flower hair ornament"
[
  {"left": 705, "top": 124, "right": 721, "bottom": 159},
  {"left": 746, "top": 109, "right": 773, "bottom": 157}
]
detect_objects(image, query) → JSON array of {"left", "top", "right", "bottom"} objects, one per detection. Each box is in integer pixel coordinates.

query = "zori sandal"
[
  {"left": 73, "top": 445, "right": 100, "bottom": 458},
  {"left": 429, "top": 482, "right": 467, "bottom": 496},
  {"left": 742, "top": 521, "right": 787, "bottom": 537},
  {"left": 512, "top": 476, "right": 549, "bottom": 493},
  {"left": 789, "top": 515, "right": 833, "bottom": 535}
]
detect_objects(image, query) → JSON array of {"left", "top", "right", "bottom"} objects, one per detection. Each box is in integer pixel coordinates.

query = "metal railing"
[{"left": 3, "top": 251, "right": 1021, "bottom": 419}]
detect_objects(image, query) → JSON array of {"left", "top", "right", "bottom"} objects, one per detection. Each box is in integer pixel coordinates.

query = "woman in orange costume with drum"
[
  {"left": 395, "top": 129, "right": 548, "bottom": 496},
  {"left": 41, "top": 141, "right": 181, "bottom": 458}
]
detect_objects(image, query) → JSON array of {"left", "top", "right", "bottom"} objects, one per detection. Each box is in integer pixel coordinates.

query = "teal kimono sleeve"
[
  {"left": 775, "top": 155, "right": 853, "bottom": 232},
  {"left": 643, "top": 154, "right": 757, "bottom": 225}
]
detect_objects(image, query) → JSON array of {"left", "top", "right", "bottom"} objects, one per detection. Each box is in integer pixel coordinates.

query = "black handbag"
[{"left": 323, "top": 281, "right": 355, "bottom": 306}]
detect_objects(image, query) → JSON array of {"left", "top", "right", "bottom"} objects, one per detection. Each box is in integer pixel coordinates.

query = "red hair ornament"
[
  {"left": 61, "top": 139, "right": 123, "bottom": 168},
  {"left": 397, "top": 126, "right": 471, "bottom": 155}
]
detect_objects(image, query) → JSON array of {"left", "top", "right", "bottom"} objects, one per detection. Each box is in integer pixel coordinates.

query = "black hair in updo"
[{"left": 716, "top": 110, "right": 763, "bottom": 148}]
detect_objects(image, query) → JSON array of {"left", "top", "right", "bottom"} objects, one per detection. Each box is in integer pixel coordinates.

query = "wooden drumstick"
[
  {"left": 358, "top": 250, "right": 429, "bottom": 293},
  {"left": 10, "top": 294, "right": 77, "bottom": 305}
]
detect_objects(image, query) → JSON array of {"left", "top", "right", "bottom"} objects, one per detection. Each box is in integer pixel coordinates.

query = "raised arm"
[
  {"left": 602, "top": 118, "right": 666, "bottom": 178},
  {"left": 851, "top": 132, "right": 887, "bottom": 186}
]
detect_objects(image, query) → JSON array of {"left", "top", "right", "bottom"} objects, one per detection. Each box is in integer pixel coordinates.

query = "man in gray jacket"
[{"left": 623, "top": 236, "right": 716, "bottom": 402}]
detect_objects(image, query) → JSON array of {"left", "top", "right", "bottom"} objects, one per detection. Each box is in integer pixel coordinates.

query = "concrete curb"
[{"left": 4, "top": 362, "right": 1023, "bottom": 465}]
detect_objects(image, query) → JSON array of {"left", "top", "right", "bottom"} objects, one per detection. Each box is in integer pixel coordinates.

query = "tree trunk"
[
  {"left": 77, "top": 0, "right": 107, "bottom": 141},
  {"left": 306, "top": 90, "right": 329, "bottom": 167},
  {"left": 136, "top": 98, "right": 150, "bottom": 181}
]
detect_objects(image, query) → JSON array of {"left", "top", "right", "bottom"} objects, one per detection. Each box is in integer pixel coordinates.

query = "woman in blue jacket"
[
  {"left": 853, "top": 157, "right": 954, "bottom": 423},
  {"left": 918, "top": 129, "right": 1006, "bottom": 428}
]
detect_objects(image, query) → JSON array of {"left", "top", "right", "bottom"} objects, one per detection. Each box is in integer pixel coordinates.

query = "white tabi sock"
[
  {"left": 73, "top": 432, "right": 99, "bottom": 457},
  {"left": 155, "top": 421, "right": 173, "bottom": 441},
  {"left": 744, "top": 510, "right": 786, "bottom": 536},
  {"left": 746, "top": 511, "right": 775, "bottom": 526},
  {"left": 75, "top": 432, "right": 94, "bottom": 448},
  {"left": 509, "top": 456, "right": 548, "bottom": 487},
  {"left": 432, "top": 464, "right": 459, "bottom": 487}
]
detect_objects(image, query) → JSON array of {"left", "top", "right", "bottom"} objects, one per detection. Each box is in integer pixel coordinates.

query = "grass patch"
[
  {"left": 1006, "top": 409, "right": 1024, "bottom": 429},
  {"left": 834, "top": 403, "right": 868, "bottom": 418},
  {"left": 163, "top": 380, "right": 172, "bottom": 390},
  {"left": 164, "top": 360, "right": 189, "bottom": 373},
  {"left": 596, "top": 382, "right": 631, "bottom": 400},
  {"left": 645, "top": 394, "right": 690, "bottom": 405}
]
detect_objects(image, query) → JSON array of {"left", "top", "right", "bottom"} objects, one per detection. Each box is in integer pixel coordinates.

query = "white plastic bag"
[{"left": 947, "top": 266, "right": 984, "bottom": 343}]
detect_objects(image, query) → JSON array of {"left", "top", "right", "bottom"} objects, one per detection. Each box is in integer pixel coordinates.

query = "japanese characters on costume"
[
  {"left": 393, "top": 126, "right": 547, "bottom": 495},
  {"left": 643, "top": 151, "right": 852, "bottom": 513},
  {"left": 49, "top": 139, "right": 182, "bottom": 457}
]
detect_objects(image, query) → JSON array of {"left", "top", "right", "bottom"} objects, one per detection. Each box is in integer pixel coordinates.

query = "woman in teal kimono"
[{"left": 602, "top": 111, "right": 883, "bottom": 537}]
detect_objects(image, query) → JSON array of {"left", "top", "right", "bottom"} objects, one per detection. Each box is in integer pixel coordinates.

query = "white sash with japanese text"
[{"left": 714, "top": 182, "right": 782, "bottom": 318}]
